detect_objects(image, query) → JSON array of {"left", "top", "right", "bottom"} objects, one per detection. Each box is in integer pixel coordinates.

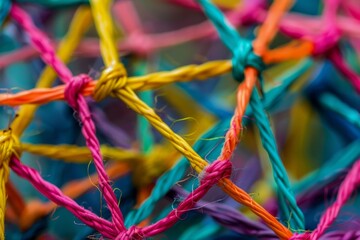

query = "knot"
[
  {"left": 232, "top": 40, "right": 265, "bottom": 82},
  {"left": 200, "top": 160, "right": 232, "bottom": 185},
  {"left": 64, "top": 74, "right": 92, "bottom": 110},
  {"left": 93, "top": 63, "right": 128, "bottom": 102},
  {"left": 0, "top": 129, "right": 20, "bottom": 173},
  {"left": 116, "top": 226, "right": 144, "bottom": 240}
]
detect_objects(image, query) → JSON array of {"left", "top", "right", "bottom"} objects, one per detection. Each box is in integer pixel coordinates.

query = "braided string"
[
  {"left": 197, "top": 0, "right": 304, "bottom": 231},
  {"left": 0, "top": 0, "right": 358, "bottom": 237},
  {"left": 10, "top": 4, "right": 125, "bottom": 233}
]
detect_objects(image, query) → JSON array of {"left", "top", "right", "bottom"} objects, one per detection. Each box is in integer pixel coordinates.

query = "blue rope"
[
  {"left": 197, "top": 0, "right": 304, "bottom": 231},
  {"left": 125, "top": 58, "right": 311, "bottom": 227}
]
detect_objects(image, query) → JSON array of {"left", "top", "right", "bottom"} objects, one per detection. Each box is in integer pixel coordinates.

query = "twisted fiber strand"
[
  {"left": 90, "top": 6, "right": 291, "bottom": 237},
  {"left": 219, "top": 68, "right": 257, "bottom": 161},
  {"left": 319, "top": 93, "right": 360, "bottom": 129},
  {"left": 219, "top": 178, "right": 291, "bottom": 240},
  {"left": 91, "top": 0, "right": 292, "bottom": 237},
  {"left": 126, "top": 59, "right": 310, "bottom": 227},
  {"left": 115, "top": 87, "right": 208, "bottom": 173},
  {"left": 0, "top": 60, "right": 232, "bottom": 106},
  {"left": 66, "top": 77, "right": 126, "bottom": 232},
  {"left": 292, "top": 159, "right": 360, "bottom": 240},
  {"left": 125, "top": 118, "right": 230, "bottom": 227},
  {"left": 9, "top": 5, "right": 73, "bottom": 82},
  {"left": 198, "top": 0, "right": 303, "bottom": 231},
  {"left": 21, "top": 143, "right": 141, "bottom": 163},
  {"left": 170, "top": 186, "right": 277, "bottom": 238},
  {"left": 0, "top": 50, "right": 311, "bottom": 106},
  {"left": 309, "top": 159, "right": 360, "bottom": 239},
  {"left": 117, "top": 160, "right": 231, "bottom": 239},
  {"left": 319, "top": 231, "right": 360, "bottom": 240},
  {"left": 0, "top": 131, "right": 17, "bottom": 239},
  {"left": 0, "top": 13, "right": 315, "bottom": 68},
  {"left": 18, "top": 162, "right": 130, "bottom": 231},
  {"left": 1, "top": 7, "right": 91, "bottom": 235},
  {"left": 10, "top": 6, "right": 91, "bottom": 137},
  {"left": 90, "top": 0, "right": 120, "bottom": 67},
  {"left": 9, "top": 156, "right": 117, "bottom": 238},
  {"left": 10, "top": 5, "right": 125, "bottom": 232},
  {"left": 250, "top": 89, "right": 304, "bottom": 229},
  {"left": 0, "top": 6, "right": 89, "bottom": 234},
  {"left": 135, "top": 160, "right": 233, "bottom": 238},
  {"left": 117, "top": 86, "right": 291, "bottom": 239},
  {"left": 0, "top": 57, "right": 311, "bottom": 107},
  {"left": 329, "top": 47, "right": 360, "bottom": 93},
  {"left": 252, "top": 0, "right": 294, "bottom": 55},
  {"left": 312, "top": 0, "right": 360, "bottom": 93}
]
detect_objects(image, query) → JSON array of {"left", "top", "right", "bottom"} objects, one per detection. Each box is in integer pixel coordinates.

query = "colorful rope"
[{"left": 0, "top": 0, "right": 360, "bottom": 239}]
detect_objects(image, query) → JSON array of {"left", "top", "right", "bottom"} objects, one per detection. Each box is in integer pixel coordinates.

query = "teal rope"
[
  {"left": 250, "top": 89, "right": 304, "bottom": 229},
  {"left": 124, "top": 119, "right": 230, "bottom": 227},
  {"left": 124, "top": 59, "right": 311, "bottom": 227},
  {"left": 0, "top": 0, "right": 10, "bottom": 26},
  {"left": 197, "top": 0, "right": 304, "bottom": 231},
  {"left": 319, "top": 93, "right": 360, "bottom": 129},
  {"left": 293, "top": 139, "right": 360, "bottom": 195},
  {"left": 134, "top": 60, "right": 154, "bottom": 153},
  {"left": 197, "top": 0, "right": 264, "bottom": 82}
]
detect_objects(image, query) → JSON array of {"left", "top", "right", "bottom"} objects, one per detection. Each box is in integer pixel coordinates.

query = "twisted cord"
[
  {"left": 10, "top": 5, "right": 125, "bottom": 232},
  {"left": 10, "top": 6, "right": 91, "bottom": 137},
  {"left": 296, "top": 159, "right": 360, "bottom": 239},
  {"left": 197, "top": 0, "right": 304, "bottom": 230},
  {"left": 125, "top": 118, "right": 230, "bottom": 227},
  {"left": 139, "top": 160, "right": 232, "bottom": 238},
  {"left": 250, "top": 89, "right": 304, "bottom": 228},
  {"left": 64, "top": 74, "right": 126, "bottom": 232},
  {"left": 21, "top": 143, "right": 140, "bottom": 163},
  {"left": 9, "top": 156, "right": 117, "bottom": 238},
  {"left": 0, "top": 130, "right": 20, "bottom": 239},
  {"left": 125, "top": 59, "right": 310, "bottom": 228},
  {"left": 89, "top": 0, "right": 293, "bottom": 237},
  {"left": 170, "top": 186, "right": 277, "bottom": 238}
]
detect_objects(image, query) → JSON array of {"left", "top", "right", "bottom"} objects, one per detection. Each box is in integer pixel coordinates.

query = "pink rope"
[
  {"left": 9, "top": 156, "right": 117, "bottom": 239},
  {"left": 292, "top": 160, "right": 360, "bottom": 240},
  {"left": 10, "top": 4, "right": 125, "bottom": 233},
  {"left": 0, "top": 0, "right": 259, "bottom": 66},
  {"left": 329, "top": 47, "right": 360, "bottom": 93},
  {"left": 115, "top": 160, "right": 232, "bottom": 239}
]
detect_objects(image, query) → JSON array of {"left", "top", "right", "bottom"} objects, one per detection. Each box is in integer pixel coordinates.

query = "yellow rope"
[
  {"left": 89, "top": 2, "right": 292, "bottom": 238},
  {"left": 11, "top": 6, "right": 92, "bottom": 137},
  {"left": 0, "top": 130, "right": 20, "bottom": 239},
  {"left": 21, "top": 143, "right": 140, "bottom": 163},
  {"left": 127, "top": 60, "right": 232, "bottom": 91},
  {"left": 0, "top": 7, "right": 91, "bottom": 236}
]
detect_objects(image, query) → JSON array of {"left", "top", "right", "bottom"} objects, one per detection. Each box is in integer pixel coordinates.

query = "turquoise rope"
[
  {"left": 134, "top": 60, "right": 154, "bottom": 153},
  {"left": 197, "top": 0, "right": 304, "bottom": 231},
  {"left": 124, "top": 119, "right": 230, "bottom": 227},
  {"left": 125, "top": 59, "right": 311, "bottom": 227},
  {"left": 319, "top": 93, "right": 360, "bottom": 129},
  {"left": 250, "top": 89, "right": 304, "bottom": 229},
  {"left": 196, "top": 0, "right": 264, "bottom": 82},
  {"left": 0, "top": 0, "right": 10, "bottom": 26},
  {"left": 294, "top": 139, "right": 360, "bottom": 194}
]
